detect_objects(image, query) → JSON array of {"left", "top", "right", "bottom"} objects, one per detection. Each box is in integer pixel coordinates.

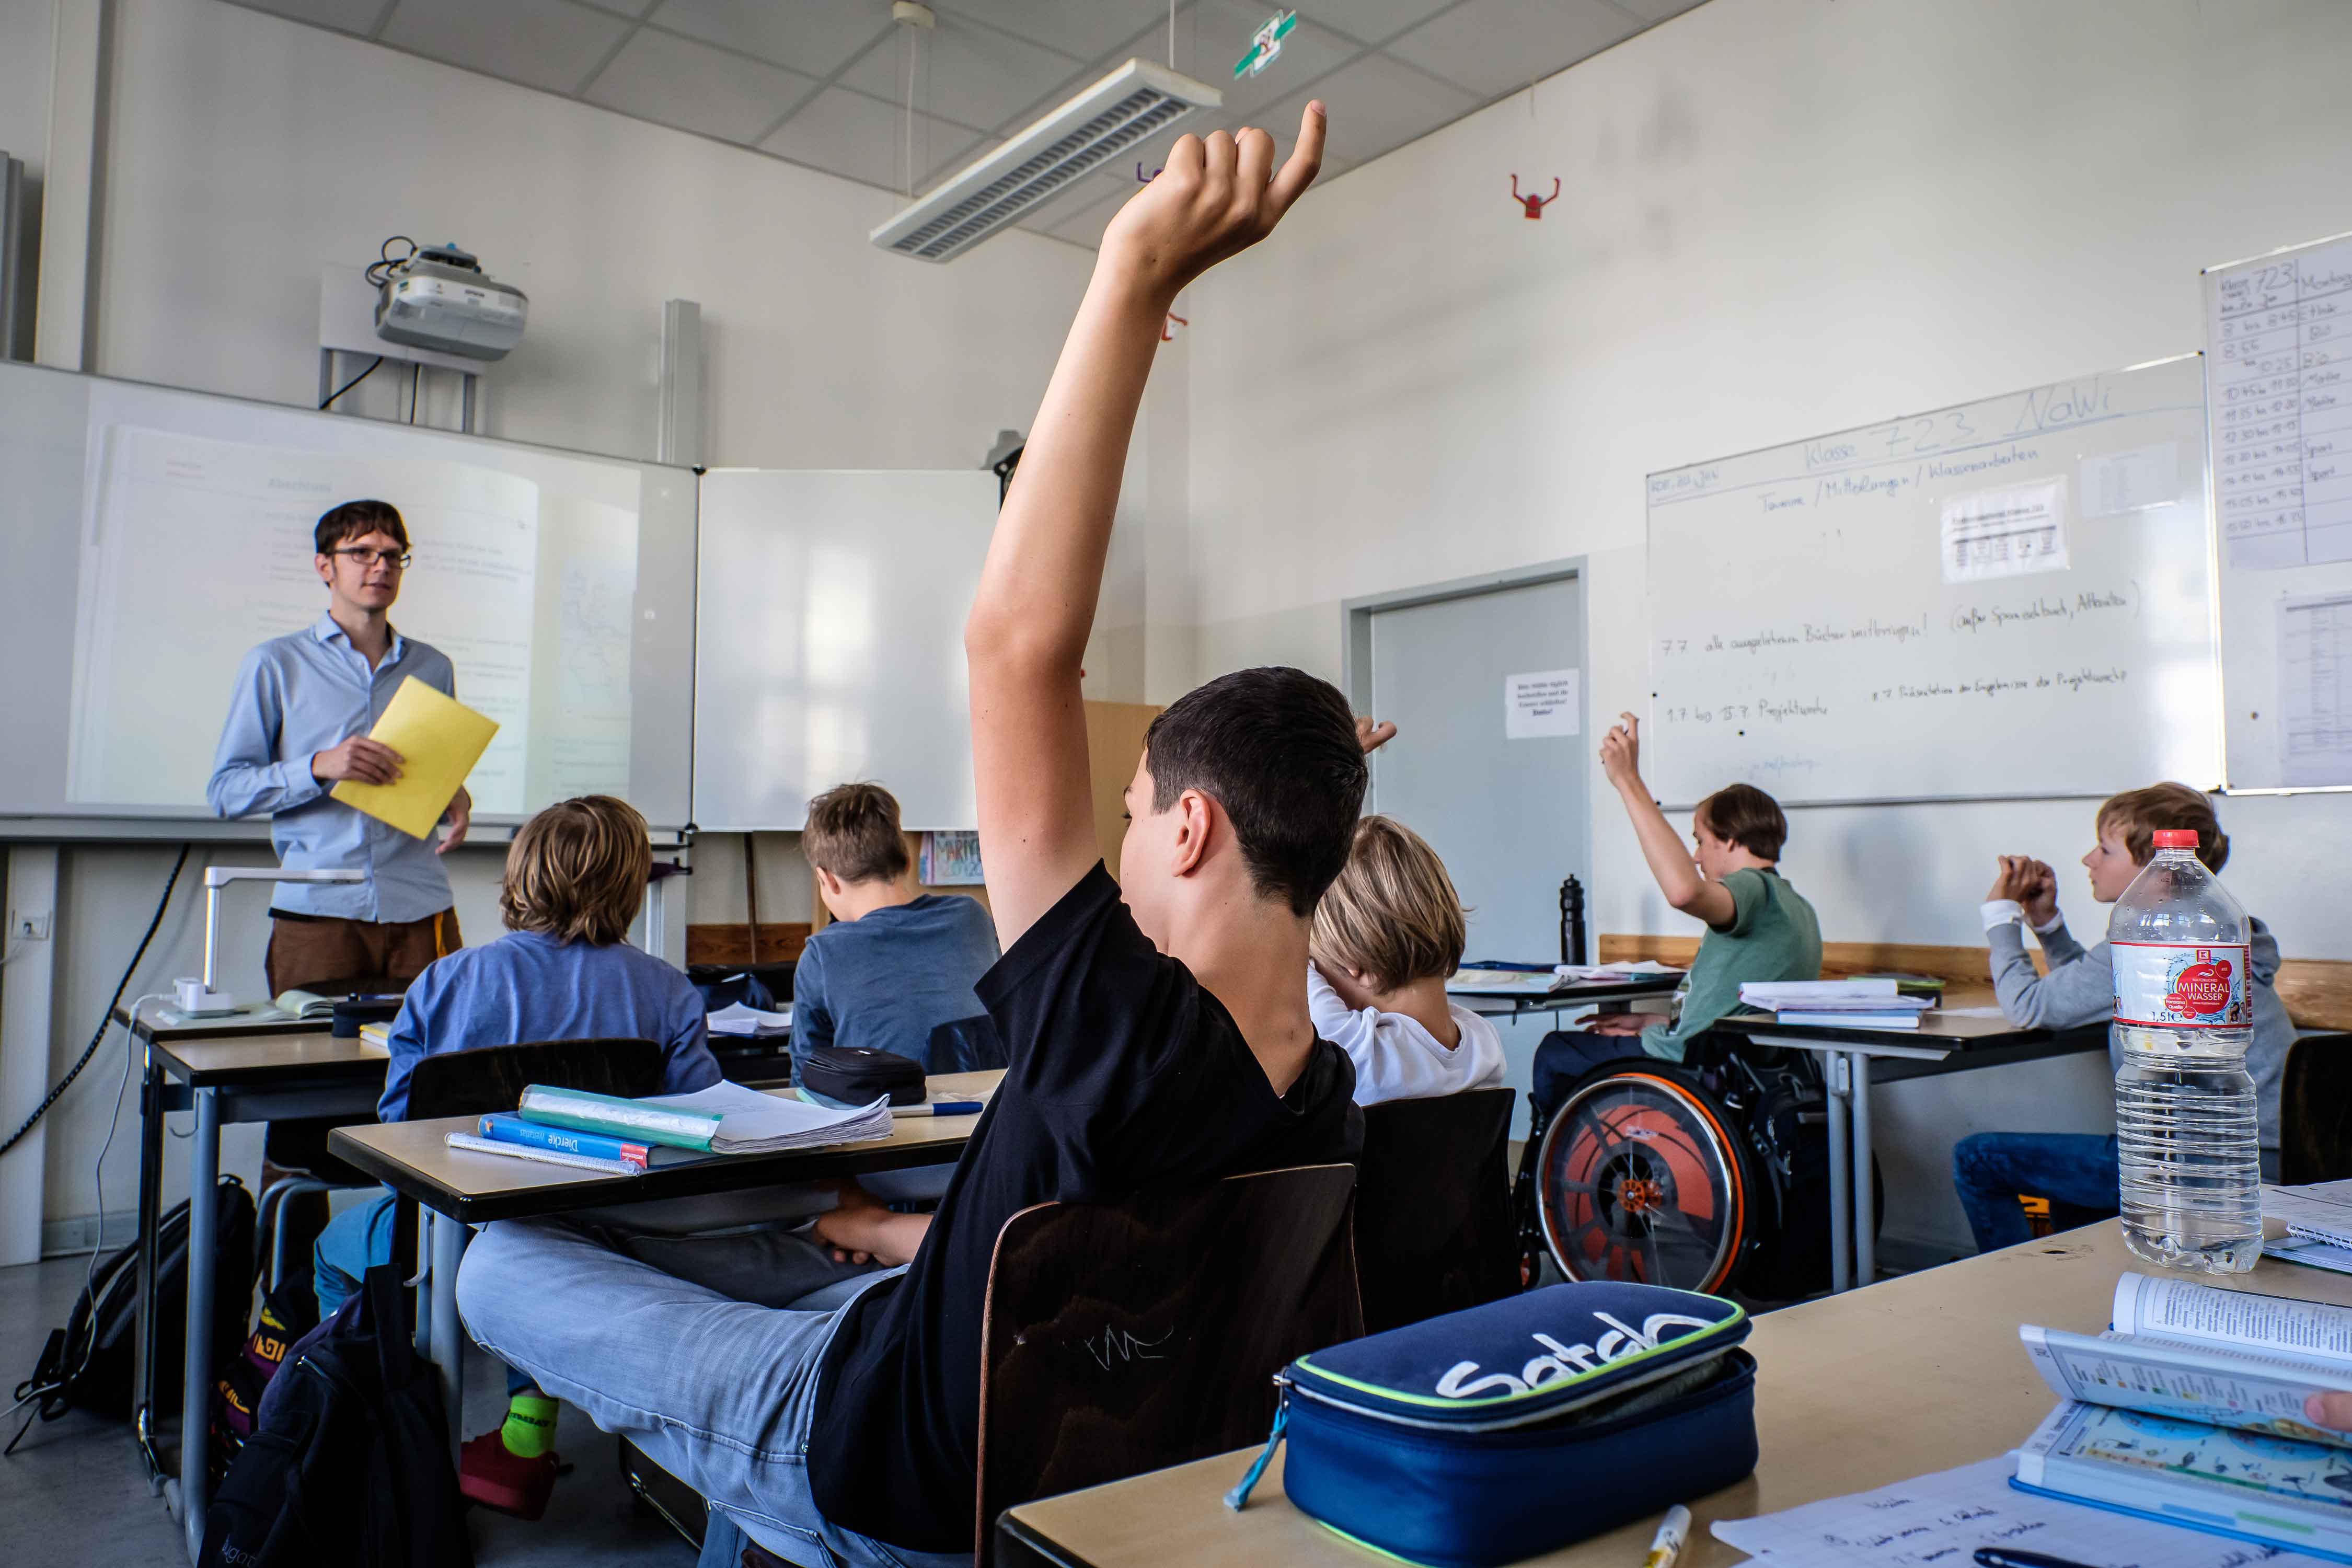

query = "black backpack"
[
  {"left": 10, "top": 1175, "right": 255, "bottom": 1440},
  {"left": 200, "top": 1263, "right": 472, "bottom": 1568}
]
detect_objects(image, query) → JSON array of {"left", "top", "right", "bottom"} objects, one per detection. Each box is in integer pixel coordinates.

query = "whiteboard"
[
  {"left": 2203, "top": 229, "right": 2352, "bottom": 791},
  {"left": 1645, "top": 355, "right": 2218, "bottom": 806},
  {"left": 0, "top": 361, "right": 699, "bottom": 836},
  {"left": 692, "top": 470, "right": 997, "bottom": 831}
]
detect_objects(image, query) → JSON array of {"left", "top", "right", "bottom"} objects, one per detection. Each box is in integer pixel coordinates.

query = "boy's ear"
[
  {"left": 815, "top": 867, "right": 841, "bottom": 897},
  {"left": 1169, "top": 788, "right": 1216, "bottom": 879}
]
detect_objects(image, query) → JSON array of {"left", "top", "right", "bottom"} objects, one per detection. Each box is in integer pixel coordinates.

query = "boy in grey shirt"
[{"left": 1956, "top": 782, "right": 2291, "bottom": 1250}]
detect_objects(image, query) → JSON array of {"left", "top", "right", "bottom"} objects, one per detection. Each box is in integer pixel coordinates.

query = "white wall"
[
  {"left": 1177, "top": 0, "right": 2352, "bottom": 1254},
  {"left": 1, "top": 0, "right": 54, "bottom": 354},
  {"left": 15, "top": 0, "right": 1108, "bottom": 1235}
]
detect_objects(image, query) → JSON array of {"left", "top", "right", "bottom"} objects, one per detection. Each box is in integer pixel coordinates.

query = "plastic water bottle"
[{"left": 2111, "top": 828, "right": 2262, "bottom": 1273}]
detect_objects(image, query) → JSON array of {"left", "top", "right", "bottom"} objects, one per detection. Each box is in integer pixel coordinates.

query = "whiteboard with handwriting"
[{"left": 1645, "top": 354, "right": 2218, "bottom": 806}]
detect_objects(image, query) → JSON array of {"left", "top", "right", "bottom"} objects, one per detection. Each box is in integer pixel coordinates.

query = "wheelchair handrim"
[{"left": 1535, "top": 1067, "right": 1749, "bottom": 1294}]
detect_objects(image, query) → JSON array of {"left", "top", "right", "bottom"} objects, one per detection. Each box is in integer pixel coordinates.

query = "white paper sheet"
[
  {"left": 1940, "top": 479, "right": 2070, "bottom": 583},
  {"left": 1711, "top": 1452, "right": 2333, "bottom": 1568},
  {"left": 1503, "top": 668, "right": 1581, "bottom": 740},
  {"left": 2081, "top": 441, "right": 2182, "bottom": 518},
  {"left": 2281, "top": 591, "right": 2352, "bottom": 786},
  {"left": 706, "top": 1001, "right": 793, "bottom": 1037}
]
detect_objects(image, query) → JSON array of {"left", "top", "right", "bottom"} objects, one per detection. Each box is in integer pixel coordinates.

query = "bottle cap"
[{"left": 2152, "top": 829, "right": 2199, "bottom": 849}]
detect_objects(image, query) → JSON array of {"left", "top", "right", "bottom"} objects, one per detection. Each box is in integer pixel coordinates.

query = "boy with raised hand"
[{"left": 458, "top": 105, "right": 1357, "bottom": 1568}]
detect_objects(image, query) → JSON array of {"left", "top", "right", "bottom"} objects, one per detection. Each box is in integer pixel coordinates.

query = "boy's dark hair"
[
  {"left": 804, "top": 782, "right": 912, "bottom": 884},
  {"left": 1143, "top": 667, "right": 1368, "bottom": 917},
  {"left": 315, "top": 499, "right": 409, "bottom": 556},
  {"left": 2099, "top": 782, "right": 2229, "bottom": 873},
  {"left": 1695, "top": 782, "right": 1788, "bottom": 862},
  {"left": 499, "top": 795, "right": 652, "bottom": 945}
]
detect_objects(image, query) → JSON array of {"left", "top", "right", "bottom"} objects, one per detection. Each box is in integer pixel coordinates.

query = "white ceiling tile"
[
  {"left": 1261, "top": 52, "right": 1471, "bottom": 167},
  {"left": 839, "top": 12, "right": 1089, "bottom": 134},
  {"left": 378, "top": 0, "right": 631, "bottom": 95},
  {"left": 224, "top": 0, "right": 391, "bottom": 35},
  {"left": 579, "top": 0, "right": 663, "bottom": 18},
  {"left": 643, "top": 0, "right": 891, "bottom": 78},
  {"left": 1608, "top": 0, "right": 1708, "bottom": 22},
  {"left": 762, "top": 87, "right": 986, "bottom": 193},
  {"left": 1210, "top": 12, "right": 1359, "bottom": 119},
  {"left": 585, "top": 28, "right": 821, "bottom": 144},
  {"left": 1385, "top": 0, "right": 1639, "bottom": 97},
  {"left": 1044, "top": 191, "right": 1128, "bottom": 248},
  {"left": 1307, "top": 0, "right": 1462, "bottom": 47},
  {"left": 940, "top": 0, "right": 1171, "bottom": 62}
]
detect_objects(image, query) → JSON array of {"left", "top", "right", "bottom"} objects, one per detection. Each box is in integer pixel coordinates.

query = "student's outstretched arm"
[
  {"left": 965, "top": 104, "right": 1327, "bottom": 948},
  {"left": 1598, "top": 713, "right": 1737, "bottom": 930}
]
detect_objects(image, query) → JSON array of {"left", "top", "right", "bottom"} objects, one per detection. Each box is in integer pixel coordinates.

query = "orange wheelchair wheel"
[{"left": 1534, "top": 1067, "right": 1754, "bottom": 1294}]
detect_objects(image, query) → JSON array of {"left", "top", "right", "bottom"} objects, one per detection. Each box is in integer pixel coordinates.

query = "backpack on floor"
[
  {"left": 9, "top": 1175, "right": 255, "bottom": 1445},
  {"left": 200, "top": 1263, "right": 472, "bottom": 1568},
  {"left": 208, "top": 1285, "right": 316, "bottom": 1481}
]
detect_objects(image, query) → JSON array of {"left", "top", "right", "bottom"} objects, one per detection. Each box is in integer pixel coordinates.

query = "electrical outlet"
[{"left": 11, "top": 911, "right": 51, "bottom": 942}]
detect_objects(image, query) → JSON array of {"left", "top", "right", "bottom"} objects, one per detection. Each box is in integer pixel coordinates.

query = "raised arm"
[
  {"left": 1598, "top": 713, "right": 1737, "bottom": 930},
  {"left": 965, "top": 104, "right": 1326, "bottom": 948}
]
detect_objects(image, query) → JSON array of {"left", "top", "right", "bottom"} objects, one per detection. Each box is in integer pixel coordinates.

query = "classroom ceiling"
[{"left": 226, "top": 0, "right": 1708, "bottom": 249}]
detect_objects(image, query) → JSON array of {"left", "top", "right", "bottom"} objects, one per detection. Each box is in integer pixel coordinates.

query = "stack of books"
[
  {"left": 1737, "top": 978, "right": 1936, "bottom": 1030},
  {"left": 2013, "top": 1271, "right": 2352, "bottom": 1559},
  {"left": 444, "top": 1080, "right": 894, "bottom": 1178}
]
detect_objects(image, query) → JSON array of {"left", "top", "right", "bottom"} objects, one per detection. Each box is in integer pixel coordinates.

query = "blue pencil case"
[{"left": 1227, "top": 1282, "right": 1756, "bottom": 1568}]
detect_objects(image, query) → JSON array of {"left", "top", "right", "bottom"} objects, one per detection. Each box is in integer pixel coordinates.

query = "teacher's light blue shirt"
[{"left": 207, "top": 613, "right": 457, "bottom": 923}]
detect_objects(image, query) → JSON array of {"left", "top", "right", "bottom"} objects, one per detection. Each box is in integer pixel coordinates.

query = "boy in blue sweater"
[
  {"left": 311, "top": 793, "right": 720, "bottom": 1517},
  {"left": 791, "top": 782, "right": 1000, "bottom": 1082}
]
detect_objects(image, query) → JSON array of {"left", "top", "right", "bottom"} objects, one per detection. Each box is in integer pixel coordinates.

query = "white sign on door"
[{"left": 1504, "top": 668, "right": 1581, "bottom": 740}]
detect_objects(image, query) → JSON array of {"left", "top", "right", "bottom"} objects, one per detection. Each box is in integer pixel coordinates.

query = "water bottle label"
[{"left": 2111, "top": 941, "right": 2252, "bottom": 1029}]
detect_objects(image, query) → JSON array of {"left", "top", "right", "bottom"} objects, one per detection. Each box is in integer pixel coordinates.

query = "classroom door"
[{"left": 1362, "top": 572, "right": 1588, "bottom": 1126}]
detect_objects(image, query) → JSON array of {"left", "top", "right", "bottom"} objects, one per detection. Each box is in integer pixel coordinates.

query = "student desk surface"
[{"left": 997, "top": 1220, "right": 2352, "bottom": 1568}]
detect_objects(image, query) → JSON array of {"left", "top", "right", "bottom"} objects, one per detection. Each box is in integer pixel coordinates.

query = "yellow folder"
[{"left": 330, "top": 676, "right": 499, "bottom": 840}]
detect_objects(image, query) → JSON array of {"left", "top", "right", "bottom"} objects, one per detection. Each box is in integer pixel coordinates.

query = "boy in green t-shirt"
[{"left": 1530, "top": 713, "right": 1822, "bottom": 1115}]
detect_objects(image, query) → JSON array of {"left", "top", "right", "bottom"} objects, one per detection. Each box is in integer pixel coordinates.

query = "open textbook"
[{"left": 2021, "top": 1271, "right": 2352, "bottom": 1443}]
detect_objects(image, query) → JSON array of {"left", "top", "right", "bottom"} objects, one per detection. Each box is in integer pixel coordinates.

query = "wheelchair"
[{"left": 1514, "top": 1034, "right": 1880, "bottom": 1301}]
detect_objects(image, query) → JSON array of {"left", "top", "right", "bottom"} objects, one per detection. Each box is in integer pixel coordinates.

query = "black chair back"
[
  {"left": 2280, "top": 1033, "right": 2352, "bottom": 1186},
  {"left": 926, "top": 1014, "right": 1008, "bottom": 1074},
  {"left": 974, "top": 1164, "right": 1361, "bottom": 1563},
  {"left": 1355, "top": 1087, "right": 1519, "bottom": 1333},
  {"left": 403, "top": 1037, "right": 666, "bottom": 1122}
]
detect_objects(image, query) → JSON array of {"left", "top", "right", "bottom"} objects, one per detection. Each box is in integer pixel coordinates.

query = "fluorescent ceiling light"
[{"left": 871, "top": 59, "right": 1223, "bottom": 263}]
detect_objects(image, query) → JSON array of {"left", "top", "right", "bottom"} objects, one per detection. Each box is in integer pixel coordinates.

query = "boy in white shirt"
[{"left": 1309, "top": 814, "right": 1507, "bottom": 1104}]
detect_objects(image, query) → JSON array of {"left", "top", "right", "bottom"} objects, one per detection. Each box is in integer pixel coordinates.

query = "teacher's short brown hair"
[{"left": 499, "top": 795, "right": 652, "bottom": 945}]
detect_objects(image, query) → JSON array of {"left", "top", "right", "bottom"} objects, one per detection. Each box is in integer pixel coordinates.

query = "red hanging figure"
[{"left": 1511, "top": 176, "right": 1560, "bottom": 220}]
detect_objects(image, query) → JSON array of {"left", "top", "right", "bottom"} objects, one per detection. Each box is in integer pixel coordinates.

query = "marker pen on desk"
[
  {"left": 891, "top": 1100, "right": 986, "bottom": 1117},
  {"left": 1643, "top": 1505, "right": 1691, "bottom": 1568},
  {"left": 1973, "top": 1548, "right": 2100, "bottom": 1568}
]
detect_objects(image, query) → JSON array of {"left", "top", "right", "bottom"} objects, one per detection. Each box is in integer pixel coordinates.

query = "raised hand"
[
  {"left": 1355, "top": 718, "right": 1397, "bottom": 755},
  {"left": 311, "top": 733, "right": 402, "bottom": 786},
  {"left": 1099, "top": 102, "right": 1325, "bottom": 304},
  {"left": 1599, "top": 713, "right": 1642, "bottom": 790}
]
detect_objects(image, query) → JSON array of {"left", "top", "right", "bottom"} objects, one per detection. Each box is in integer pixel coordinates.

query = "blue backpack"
[{"left": 1228, "top": 1281, "right": 1756, "bottom": 1568}]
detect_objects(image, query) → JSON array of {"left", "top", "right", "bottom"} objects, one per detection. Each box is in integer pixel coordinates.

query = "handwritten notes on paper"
[
  {"left": 1504, "top": 668, "right": 1581, "bottom": 740},
  {"left": 1711, "top": 1454, "right": 2316, "bottom": 1568},
  {"left": 1645, "top": 355, "right": 2218, "bottom": 804},
  {"left": 2206, "top": 235, "right": 2352, "bottom": 572}
]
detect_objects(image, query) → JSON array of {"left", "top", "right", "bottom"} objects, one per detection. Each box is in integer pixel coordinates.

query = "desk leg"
[
  {"left": 132, "top": 1036, "right": 166, "bottom": 1484},
  {"left": 429, "top": 1210, "right": 465, "bottom": 1458},
  {"left": 179, "top": 1087, "right": 219, "bottom": 1564},
  {"left": 1825, "top": 1051, "right": 1852, "bottom": 1295},
  {"left": 1851, "top": 1052, "right": 1875, "bottom": 1288}
]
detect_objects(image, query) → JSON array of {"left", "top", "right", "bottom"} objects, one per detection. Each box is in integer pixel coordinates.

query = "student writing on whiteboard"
[
  {"left": 1952, "top": 785, "right": 2292, "bottom": 1252},
  {"left": 1524, "top": 715, "right": 1822, "bottom": 1152}
]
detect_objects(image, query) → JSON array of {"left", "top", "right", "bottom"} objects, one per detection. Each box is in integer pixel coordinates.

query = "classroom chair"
[
  {"left": 2278, "top": 1033, "right": 2352, "bottom": 1186},
  {"left": 926, "top": 1014, "right": 1009, "bottom": 1074},
  {"left": 975, "top": 1163, "right": 1363, "bottom": 1565},
  {"left": 1354, "top": 1087, "right": 1520, "bottom": 1333},
  {"left": 401, "top": 1037, "right": 666, "bottom": 1121}
]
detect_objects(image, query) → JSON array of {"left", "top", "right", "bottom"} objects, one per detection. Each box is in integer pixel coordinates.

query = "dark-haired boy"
[
  {"left": 792, "top": 781, "right": 999, "bottom": 1079},
  {"left": 1530, "top": 712, "right": 1821, "bottom": 1113},
  {"left": 457, "top": 106, "right": 1353, "bottom": 1568}
]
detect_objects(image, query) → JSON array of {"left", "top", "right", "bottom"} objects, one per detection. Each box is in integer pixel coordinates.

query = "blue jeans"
[
  {"left": 1952, "top": 1133, "right": 2120, "bottom": 1253},
  {"left": 456, "top": 1217, "right": 965, "bottom": 1568}
]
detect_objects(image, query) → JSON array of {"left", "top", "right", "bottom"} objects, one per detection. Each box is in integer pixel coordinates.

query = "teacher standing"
[{"left": 207, "top": 498, "right": 472, "bottom": 996}]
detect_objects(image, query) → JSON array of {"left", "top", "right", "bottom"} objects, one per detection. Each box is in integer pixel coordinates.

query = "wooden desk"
[
  {"left": 327, "top": 1069, "right": 1002, "bottom": 1473},
  {"left": 998, "top": 1221, "right": 2352, "bottom": 1568},
  {"left": 1449, "top": 970, "right": 1685, "bottom": 1020},
  {"left": 1707, "top": 991, "right": 2109, "bottom": 1292},
  {"left": 110, "top": 1000, "right": 388, "bottom": 1562}
]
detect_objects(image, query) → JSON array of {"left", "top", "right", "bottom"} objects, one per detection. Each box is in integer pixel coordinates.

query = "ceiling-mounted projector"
[
  {"left": 873, "top": 59, "right": 1223, "bottom": 263},
  {"left": 372, "top": 241, "right": 526, "bottom": 361}
]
